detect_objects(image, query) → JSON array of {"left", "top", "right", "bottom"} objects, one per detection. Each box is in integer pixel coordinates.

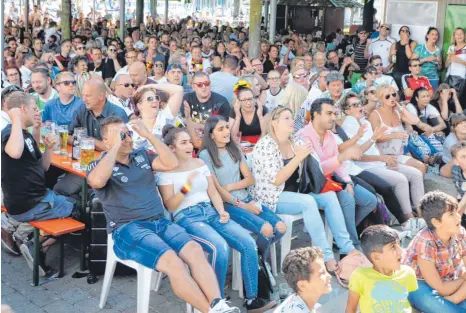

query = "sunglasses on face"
[
  {"left": 118, "top": 83, "right": 136, "bottom": 88},
  {"left": 400, "top": 29, "right": 410, "bottom": 33},
  {"left": 381, "top": 26, "right": 390, "bottom": 31},
  {"left": 58, "top": 80, "right": 76, "bottom": 86},
  {"left": 120, "top": 130, "right": 133, "bottom": 140},
  {"left": 294, "top": 73, "right": 308, "bottom": 79},
  {"left": 384, "top": 92, "right": 397, "bottom": 100},
  {"left": 192, "top": 81, "right": 211, "bottom": 88},
  {"left": 373, "top": 63, "right": 383, "bottom": 67},
  {"left": 146, "top": 95, "right": 161, "bottom": 102}
]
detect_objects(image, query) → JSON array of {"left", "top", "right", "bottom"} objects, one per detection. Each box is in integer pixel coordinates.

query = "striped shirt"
[{"left": 354, "top": 41, "right": 368, "bottom": 72}]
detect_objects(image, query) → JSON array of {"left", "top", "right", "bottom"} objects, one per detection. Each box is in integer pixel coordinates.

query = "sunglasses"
[
  {"left": 146, "top": 95, "right": 161, "bottom": 102},
  {"left": 192, "top": 81, "right": 211, "bottom": 88},
  {"left": 373, "top": 63, "right": 383, "bottom": 67},
  {"left": 1, "top": 85, "right": 23, "bottom": 99},
  {"left": 384, "top": 92, "right": 397, "bottom": 100},
  {"left": 120, "top": 130, "right": 133, "bottom": 140},
  {"left": 381, "top": 26, "right": 390, "bottom": 31},
  {"left": 294, "top": 73, "right": 309, "bottom": 79},
  {"left": 118, "top": 83, "right": 136, "bottom": 88},
  {"left": 58, "top": 80, "right": 76, "bottom": 86},
  {"left": 400, "top": 29, "right": 410, "bottom": 33}
]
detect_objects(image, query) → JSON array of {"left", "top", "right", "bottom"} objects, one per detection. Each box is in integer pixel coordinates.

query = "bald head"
[
  {"left": 128, "top": 61, "right": 148, "bottom": 87},
  {"left": 82, "top": 78, "right": 107, "bottom": 111}
]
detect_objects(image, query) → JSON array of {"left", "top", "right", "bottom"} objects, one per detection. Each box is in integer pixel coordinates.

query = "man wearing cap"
[
  {"left": 402, "top": 58, "right": 433, "bottom": 101},
  {"left": 366, "top": 23, "right": 396, "bottom": 73},
  {"left": 352, "top": 27, "right": 369, "bottom": 85},
  {"left": 166, "top": 64, "right": 193, "bottom": 94},
  {"left": 440, "top": 114, "right": 466, "bottom": 178}
]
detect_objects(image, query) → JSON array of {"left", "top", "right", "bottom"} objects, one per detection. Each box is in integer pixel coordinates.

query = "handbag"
[
  {"left": 321, "top": 175, "right": 343, "bottom": 193},
  {"left": 335, "top": 252, "right": 372, "bottom": 288}
]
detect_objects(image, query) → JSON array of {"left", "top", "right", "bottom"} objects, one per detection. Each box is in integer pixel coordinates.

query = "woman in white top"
[
  {"left": 157, "top": 125, "right": 276, "bottom": 312},
  {"left": 340, "top": 92, "right": 425, "bottom": 230},
  {"left": 130, "top": 84, "right": 183, "bottom": 151},
  {"left": 445, "top": 28, "right": 466, "bottom": 101}
]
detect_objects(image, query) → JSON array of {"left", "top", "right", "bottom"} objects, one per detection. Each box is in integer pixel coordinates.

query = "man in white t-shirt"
[
  {"left": 305, "top": 68, "right": 330, "bottom": 110},
  {"left": 367, "top": 24, "right": 395, "bottom": 73},
  {"left": 369, "top": 55, "right": 399, "bottom": 93}
]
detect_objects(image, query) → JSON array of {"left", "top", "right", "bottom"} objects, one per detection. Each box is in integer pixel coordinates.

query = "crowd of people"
[{"left": 2, "top": 8, "right": 466, "bottom": 313}]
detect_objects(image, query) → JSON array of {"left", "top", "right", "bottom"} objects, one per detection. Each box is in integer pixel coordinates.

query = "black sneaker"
[
  {"left": 19, "top": 240, "right": 46, "bottom": 276},
  {"left": 462, "top": 214, "right": 466, "bottom": 229},
  {"left": 244, "top": 298, "right": 277, "bottom": 313}
]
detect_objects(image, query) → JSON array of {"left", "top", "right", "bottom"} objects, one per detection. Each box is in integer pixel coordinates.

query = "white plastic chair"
[
  {"left": 277, "top": 213, "right": 333, "bottom": 273},
  {"left": 231, "top": 232, "right": 278, "bottom": 298},
  {"left": 99, "top": 234, "right": 193, "bottom": 313}
]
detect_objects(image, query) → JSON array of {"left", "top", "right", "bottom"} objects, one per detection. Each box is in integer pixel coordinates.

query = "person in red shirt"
[{"left": 402, "top": 58, "right": 433, "bottom": 101}]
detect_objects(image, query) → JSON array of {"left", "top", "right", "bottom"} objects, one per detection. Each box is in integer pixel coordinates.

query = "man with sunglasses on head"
[
  {"left": 41, "top": 72, "right": 84, "bottom": 126},
  {"left": 366, "top": 23, "right": 396, "bottom": 73},
  {"left": 402, "top": 58, "right": 433, "bottom": 101},
  {"left": 166, "top": 63, "right": 193, "bottom": 94}
]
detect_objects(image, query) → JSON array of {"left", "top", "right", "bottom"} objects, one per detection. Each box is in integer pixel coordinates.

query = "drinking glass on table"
[
  {"left": 45, "top": 121, "right": 60, "bottom": 154},
  {"left": 80, "top": 138, "right": 95, "bottom": 170},
  {"left": 74, "top": 127, "right": 87, "bottom": 141},
  {"left": 58, "top": 125, "right": 69, "bottom": 155}
]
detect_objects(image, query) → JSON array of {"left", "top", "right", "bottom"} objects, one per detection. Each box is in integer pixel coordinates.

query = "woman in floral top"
[{"left": 251, "top": 106, "right": 358, "bottom": 273}]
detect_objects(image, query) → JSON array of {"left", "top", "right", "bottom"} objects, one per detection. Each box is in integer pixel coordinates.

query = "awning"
[{"left": 277, "top": 0, "right": 363, "bottom": 8}]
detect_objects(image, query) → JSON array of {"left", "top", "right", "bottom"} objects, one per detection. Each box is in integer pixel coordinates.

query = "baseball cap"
[
  {"left": 451, "top": 113, "right": 466, "bottom": 127},
  {"left": 167, "top": 64, "right": 182, "bottom": 72}
]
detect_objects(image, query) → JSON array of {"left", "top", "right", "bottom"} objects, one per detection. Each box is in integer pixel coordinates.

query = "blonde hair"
[
  {"left": 280, "top": 83, "right": 308, "bottom": 118},
  {"left": 291, "top": 57, "right": 305, "bottom": 73},
  {"left": 376, "top": 84, "right": 396, "bottom": 101},
  {"left": 451, "top": 27, "right": 465, "bottom": 45},
  {"left": 263, "top": 106, "right": 294, "bottom": 142}
]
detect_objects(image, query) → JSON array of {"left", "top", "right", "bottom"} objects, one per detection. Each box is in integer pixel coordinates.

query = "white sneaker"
[
  {"left": 208, "top": 299, "right": 241, "bottom": 313},
  {"left": 401, "top": 218, "right": 426, "bottom": 238}
]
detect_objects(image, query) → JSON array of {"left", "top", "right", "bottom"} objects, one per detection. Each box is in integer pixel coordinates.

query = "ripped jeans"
[
  {"left": 224, "top": 195, "right": 285, "bottom": 258},
  {"left": 173, "top": 202, "right": 259, "bottom": 299}
]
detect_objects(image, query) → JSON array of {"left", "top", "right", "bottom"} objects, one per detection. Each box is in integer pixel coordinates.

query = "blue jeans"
[
  {"left": 224, "top": 195, "right": 284, "bottom": 258},
  {"left": 337, "top": 185, "right": 377, "bottom": 249},
  {"left": 173, "top": 202, "right": 258, "bottom": 299},
  {"left": 408, "top": 280, "right": 466, "bottom": 313},
  {"left": 309, "top": 192, "right": 356, "bottom": 256},
  {"left": 429, "top": 78, "right": 440, "bottom": 91},
  {"left": 275, "top": 191, "right": 337, "bottom": 262},
  {"left": 112, "top": 219, "right": 193, "bottom": 270}
]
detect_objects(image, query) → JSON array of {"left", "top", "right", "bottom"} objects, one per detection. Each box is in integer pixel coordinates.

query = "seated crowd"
[{"left": 2, "top": 15, "right": 466, "bottom": 313}]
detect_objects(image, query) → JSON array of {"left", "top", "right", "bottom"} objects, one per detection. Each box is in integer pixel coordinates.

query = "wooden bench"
[{"left": 2, "top": 205, "right": 85, "bottom": 286}]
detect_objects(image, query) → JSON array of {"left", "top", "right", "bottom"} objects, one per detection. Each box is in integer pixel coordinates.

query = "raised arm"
[
  {"left": 143, "top": 83, "right": 184, "bottom": 117},
  {"left": 4, "top": 108, "right": 24, "bottom": 159}
]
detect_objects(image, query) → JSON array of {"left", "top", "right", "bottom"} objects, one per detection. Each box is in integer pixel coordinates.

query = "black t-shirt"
[
  {"left": 263, "top": 58, "right": 280, "bottom": 74},
  {"left": 1, "top": 125, "right": 47, "bottom": 215},
  {"left": 182, "top": 91, "right": 231, "bottom": 122},
  {"left": 283, "top": 157, "right": 299, "bottom": 192},
  {"left": 88, "top": 58, "right": 117, "bottom": 80},
  {"left": 229, "top": 106, "right": 268, "bottom": 137}
]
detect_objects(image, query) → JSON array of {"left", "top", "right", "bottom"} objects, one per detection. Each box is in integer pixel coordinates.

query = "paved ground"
[{"left": 1, "top": 174, "right": 455, "bottom": 313}]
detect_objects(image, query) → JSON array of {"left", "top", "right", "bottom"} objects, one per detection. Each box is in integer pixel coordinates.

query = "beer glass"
[
  {"left": 58, "top": 125, "right": 69, "bottom": 155},
  {"left": 80, "top": 138, "right": 95, "bottom": 170},
  {"left": 45, "top": 121, "right": 60, "bottom": 154},
  {"left": 74, "top": 127, "right": 87, "bottom": 141}
]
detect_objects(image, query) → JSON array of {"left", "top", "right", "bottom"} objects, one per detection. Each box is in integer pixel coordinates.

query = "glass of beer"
[
  {"left": 80, "top": 138, "right": 95, "bottom": 170},
  {"left": 45, "top": 121, "right": 60, "bottom": 154},
  {"left": 58, "top": 125, "right": 69, "bottom": 155},
  {"left": 74, "top": 127, "right": 87, "bottom": 141}
]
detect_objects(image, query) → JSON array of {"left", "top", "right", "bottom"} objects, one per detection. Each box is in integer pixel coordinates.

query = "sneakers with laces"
[
  {"left": 244, "top": 297, "right": 277, "bottom": 313},
  {"left": 208, "top": 299, "right": 240, "bottom": 313},
  {"left": 401, "top": 218, "right": 426, "bottom": 238},
  {"left": 19, "top": 240, "right": 46, "bottom": 276},
  {"left": 1, "top": 228, "right": 20, "bottom": 256}
]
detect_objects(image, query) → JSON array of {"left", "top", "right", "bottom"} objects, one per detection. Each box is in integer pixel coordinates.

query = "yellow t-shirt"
[{"left": 349, "top": 265, "right": 418, "bottom": 313}]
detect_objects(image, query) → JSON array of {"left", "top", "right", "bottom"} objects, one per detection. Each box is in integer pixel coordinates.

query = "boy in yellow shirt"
[{"left": 346, "top": 225, "right": 418, "bottom": 313}]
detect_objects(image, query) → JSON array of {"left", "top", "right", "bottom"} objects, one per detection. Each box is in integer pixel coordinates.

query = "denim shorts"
[{"left": 112, "top": 219, "right": 193, "bottom": 270}]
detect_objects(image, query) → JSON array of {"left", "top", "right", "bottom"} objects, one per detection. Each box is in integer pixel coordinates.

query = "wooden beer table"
[{"left": 51, "top": 145, "right": 100, "bottom": 270}]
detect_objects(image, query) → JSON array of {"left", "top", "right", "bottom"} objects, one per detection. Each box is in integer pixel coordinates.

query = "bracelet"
[{"left": 180, "top": 184, "right": 191, "bottom": 195}]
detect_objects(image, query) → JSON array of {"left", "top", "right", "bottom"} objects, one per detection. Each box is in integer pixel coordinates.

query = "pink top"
[{"left": 297, "top": 123, "right": 351, "bottom": 182}]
